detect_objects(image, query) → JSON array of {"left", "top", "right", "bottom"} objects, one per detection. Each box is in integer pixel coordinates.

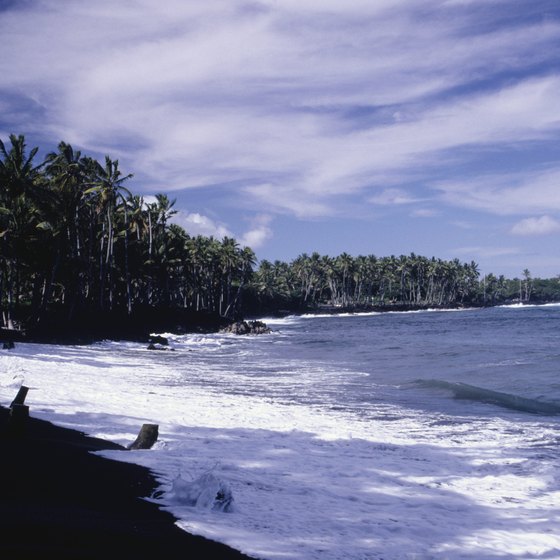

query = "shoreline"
[
  {"left": 0, "top": 307, "right": 234, "bottom": 346},
  {"left": 3, "top": 300, "right": 559, "bottom": 347},
  {"left": 256, "top": 299, "right": 560, "bottom": 320},
  {"left": 0, "top": 405, "right": 254, "bottom": 559},
  {"left": 2, "top": 307, "right": 560, "bottom": 558}
]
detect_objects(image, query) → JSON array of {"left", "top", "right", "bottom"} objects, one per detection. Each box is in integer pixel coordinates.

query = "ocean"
[{"left": 1, "top": 304, "right": 560, "bottom": 559}]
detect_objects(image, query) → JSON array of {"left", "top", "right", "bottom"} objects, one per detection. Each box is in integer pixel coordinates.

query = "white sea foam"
[
  {"left": 299, "top": 307, "right": 474, "bottom": 319},
  {"left": 300, "top": 311, "right": 381, "bottom": 319},
  {"left": 256, "top": 315, "right": 302, "bottom": 326},
  {"left": 386, "top": 306, "right": 476, "bottom": 314},
  {"left": 498, "top": 302, "right": 560, "bottom": 309},
  {"left": 1, "top": 324, "right": 559, "bottom": 559}
]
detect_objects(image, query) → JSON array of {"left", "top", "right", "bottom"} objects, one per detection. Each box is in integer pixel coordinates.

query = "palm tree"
[
  {"left": 522, "top": 269, "right": 532, "bottom": 302},
  {"left": 0, "top": 134, "right": 44, "bottom": 327},
  {"left": 219, "top": 236, "right": 240, "bottom": 315},
  {"left": 84, "top": 156, "right": 133, "bottom": 311},
  {"left": 224, "top": 245, "right": 256, "bottom": 318},
  {"left": 43, "top": 142, "right": 95, "bottom": 318}
]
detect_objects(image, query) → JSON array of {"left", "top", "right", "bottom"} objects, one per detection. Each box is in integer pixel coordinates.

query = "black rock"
[{"left": 221, "top": 320, "right": 271, "bottom": 335}]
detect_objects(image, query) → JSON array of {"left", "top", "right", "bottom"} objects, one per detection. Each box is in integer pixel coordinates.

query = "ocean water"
[{"left": 1, "top": 305, "right": 560, "bottom": 559}]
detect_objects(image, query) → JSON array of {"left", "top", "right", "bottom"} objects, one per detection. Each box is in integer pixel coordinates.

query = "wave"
[
  {"left": 386, "top": 307, "right": 475, "bottom": 315},
  {"left": 299, "top": 307, "right": 474, "bottom": 319},
  {"left": 258, "top": 315, "right": 302, "bottom": 326},
  {"left": 416, "top": 379, "right": 560, "bottom": 415},
  {"left": 498, "top": 302, "right": 560, "bottom": 309},
  {"left": 300, "top": 311, "right": 381, "bottom": 319}
]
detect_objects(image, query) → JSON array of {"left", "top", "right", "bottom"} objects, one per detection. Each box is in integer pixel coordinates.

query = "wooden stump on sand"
[
  {"left": 127, "top": 424, "right": 159, "bottom": 450},
  {"left": 10, "top": 385, "right": 29, "bottom": 408}
]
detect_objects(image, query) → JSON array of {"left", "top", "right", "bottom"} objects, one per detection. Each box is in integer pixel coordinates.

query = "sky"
[{"left": 1, "top": 0, "right": 560, "bottom": 278}]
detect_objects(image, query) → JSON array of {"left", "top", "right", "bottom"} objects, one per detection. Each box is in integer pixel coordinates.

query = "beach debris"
[
  {"left": 10, "top": 385, "right": 29, "bottom": 408},
  {"left": 166, "top": 472, "right": 234, "bottom": 512},
  {"left": 146, "top": 342, "right": 175, "bottom": 351},
  {"left": 221, "top": 320, "right": 272, "bottom": 335},
  {"left": 147, "top": 335, "right": 175, "bottom": 350},
  {"left": 127, "top": 423, "right": 159, "bottom": 450}
]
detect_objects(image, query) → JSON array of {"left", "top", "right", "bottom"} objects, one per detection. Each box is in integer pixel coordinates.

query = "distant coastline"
[
  {"left": 4, "top": 298, "right": 560, "bottom": 347},
  {"left": 253, "top": 298, "right": 560, "bottom": 320}
]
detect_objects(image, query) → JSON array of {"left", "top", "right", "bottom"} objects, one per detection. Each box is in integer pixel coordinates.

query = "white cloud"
[
  {"left": 450, "top": 220, "right": 475, "bottom": 229},
  {"left": 510, "top": 215, "right": 560, "bottom": 236},
  {"left": 172, "top": 211, "right": 232, "bottom": 239},
  {"left": 435, "top": 168, "right": 560, "bottom": 215},
  {"left": 368, "top": 188, "right": 421, "bottom": 206},
  {"left": 240, "top": 228, "right": 272, "bottom": 249},
  {"left": 170, "top": 211, "right": 273, "bottom": 249},
  {"left": 142, "top": 195, "right": 158, "bottom": 206},
  {"left": 411, "top": 208, "right": 439, "bottom": 218},
  {"left": 239, "top": 227, "right": 270, "bottom": 249},
  {"left": 238, "top": 215, "right": 273, "bottom": 249},
  {"left": 243, "top": 183, "right": 334, "bottom": 218},
  {"left": 455, "top": 246, "right": 520, "bottom": 258},
  {"left": 1, "top": 1, "right": 559, "bottom": 219}
]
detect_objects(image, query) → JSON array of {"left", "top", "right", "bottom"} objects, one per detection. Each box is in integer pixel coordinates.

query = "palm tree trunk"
[{"left": 123, "top": 205, "right": 132, "bottom": 314}]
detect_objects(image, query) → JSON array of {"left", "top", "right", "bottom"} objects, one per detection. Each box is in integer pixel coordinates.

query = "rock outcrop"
[{"left": 221, "top": 320, "right": 271, "bottom": 335}]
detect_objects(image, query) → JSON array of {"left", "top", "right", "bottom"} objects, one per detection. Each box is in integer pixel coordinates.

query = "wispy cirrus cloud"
[
  {"left": 455, "top": 246, "right": 520, "bottom": 258},
  {"left": 435, "top": 168, "right": 560, "bottom": 216},
  {"left": 411, "top": 208, "right": 439, "bottom": 218},
  {"left": 368, "top": 189, "right": 422, "bottom": 206},
  {"left": 1, "top": 1, "right": 559, "bottom": 213},
  {"left": 511, "top": 215, "right": 560, "bottom": 236},
  {"left": 1, "top": 1, "right": 560, "bottom": 275}
]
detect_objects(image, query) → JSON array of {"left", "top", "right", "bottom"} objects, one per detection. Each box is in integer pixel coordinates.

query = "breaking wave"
[{"left": 416, "top": 379, "right": 560, "bottom": 415}]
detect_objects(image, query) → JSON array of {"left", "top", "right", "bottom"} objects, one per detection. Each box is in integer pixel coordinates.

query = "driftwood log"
[{"left": 127, "top": 423, "right": 159, "bottom": 450}]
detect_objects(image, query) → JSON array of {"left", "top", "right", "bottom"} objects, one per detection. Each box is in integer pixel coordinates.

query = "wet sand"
[{"left": 0, "top": 405, "right": 254, "bottom": 559}]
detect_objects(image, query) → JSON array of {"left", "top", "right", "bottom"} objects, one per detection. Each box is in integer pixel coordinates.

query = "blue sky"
[{"left": 1, "top": 0, "right": 560, "bottom": 278}]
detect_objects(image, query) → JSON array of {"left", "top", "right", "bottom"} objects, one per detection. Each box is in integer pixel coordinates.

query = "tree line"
[
  {"left": 248, "top": 253, "right": 481, "bottom": 311},
  {"left": 247, "top": 255, "right": 560, "bottom": 313},
  {"left": 2, "top": 134, "right": 559, "bottom": 331},
  {"left": 0, "top": 134, "right": 255, "bottom": 330}
]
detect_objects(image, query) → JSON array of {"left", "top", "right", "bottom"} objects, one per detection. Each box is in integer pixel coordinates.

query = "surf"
[{"left": 416, "top": 379, "right": 560, "bottom": 415}]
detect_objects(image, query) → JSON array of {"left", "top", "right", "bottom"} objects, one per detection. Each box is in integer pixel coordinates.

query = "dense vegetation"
[
  {"left": 1, "top": 134, "right": 559, "bottom": 336},
  {"left": 0, "top": 135, "right": 255, "bottom": 333},
  {"left": 248, "top": 256, "right": 560, "bottom": 313}
]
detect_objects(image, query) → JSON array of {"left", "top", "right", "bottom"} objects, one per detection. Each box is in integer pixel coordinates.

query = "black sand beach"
[{"left": 0, "top": 405, "right": 254, "bottom": 559}]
